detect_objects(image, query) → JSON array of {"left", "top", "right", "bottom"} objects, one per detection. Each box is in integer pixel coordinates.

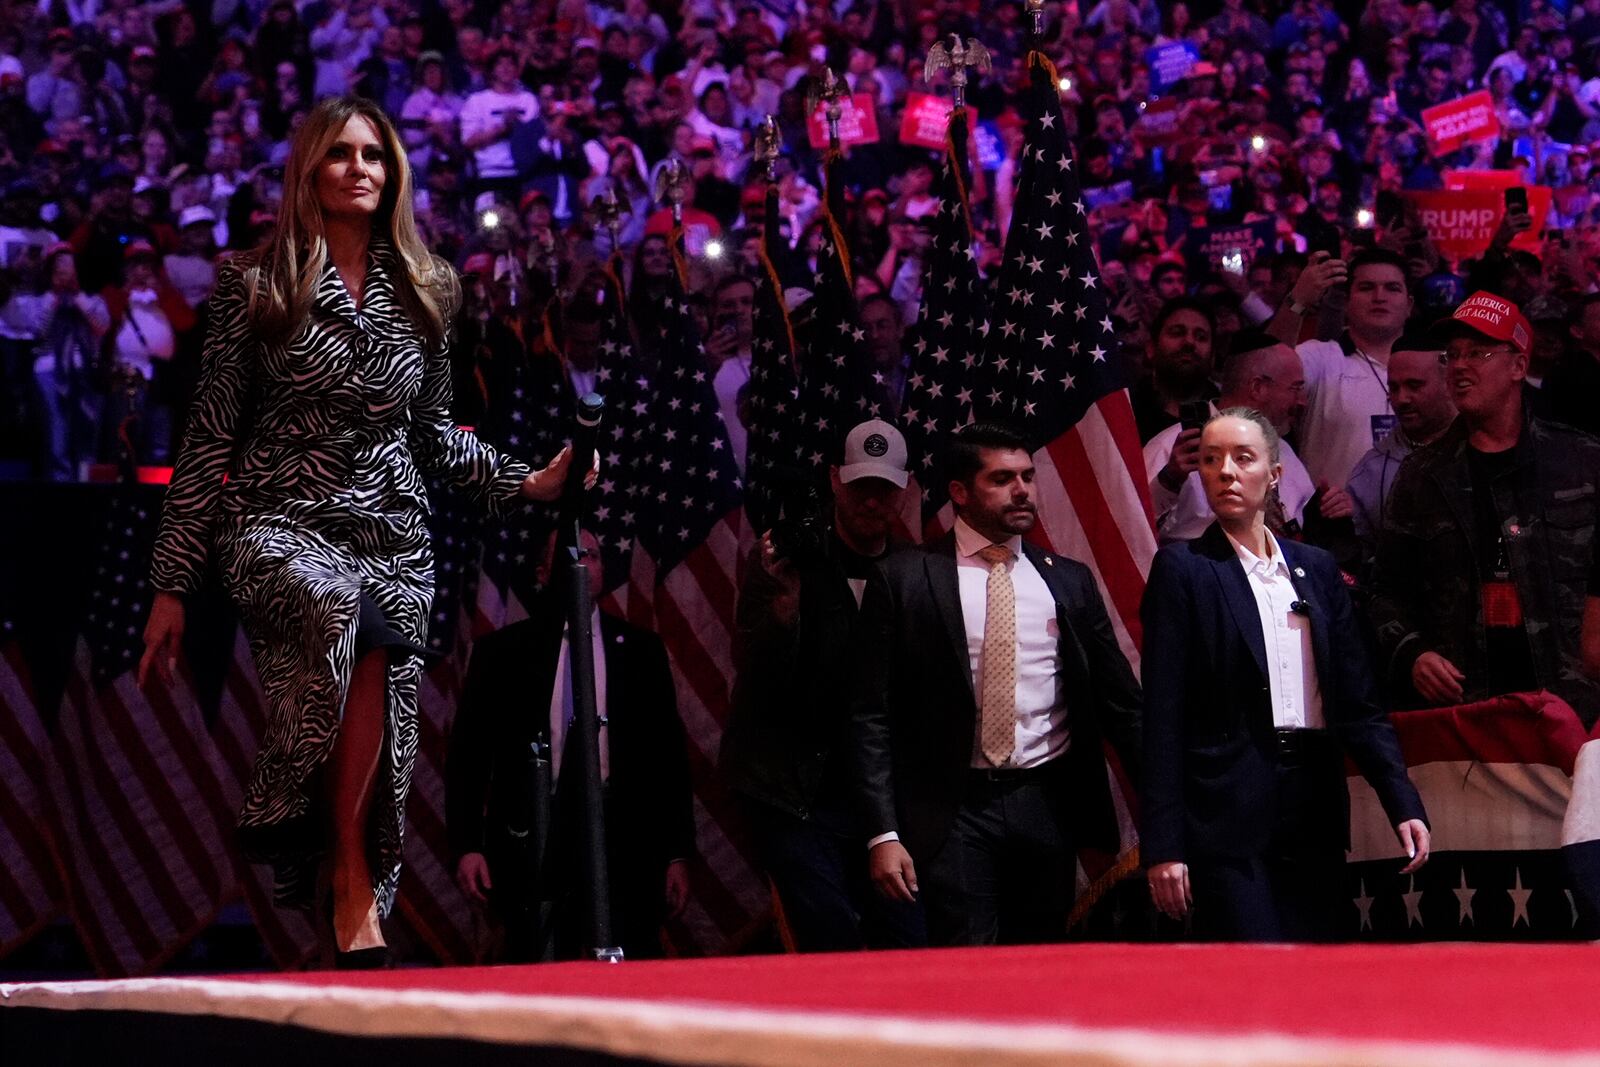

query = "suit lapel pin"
[
  {"left": 614, "top": 635, "right": 624, "bottom": 644},
  {"left": 1043, "top": 556, "right": 1054, "bottom": 566},
  {"left": 1293, "top": 567, "right": 1306, "bottom": 578}
]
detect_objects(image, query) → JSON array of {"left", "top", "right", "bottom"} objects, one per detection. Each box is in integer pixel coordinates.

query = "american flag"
[
  {"left": 976, "top": 56, "right": 1156, "bottom": 670},
  {"left": 901, "top": 109, "right": 990, "bottom": 534},
  {"left": 632, "top": 240, "right": 769, "bottom": 952},
  {"left": 974, "top": 55, "right": 1155, "bottom": 903},
  {"left": 587, "top": 255, "right": 657, "bottom": 602},
  {"left": 396, "top": 480, "right": 490, "bottom": 964},
  {"left": 795, "top": 155, "right": 880, "bottom": 470},
  {"left": 1351, "top": 693, "right": 1589, "bottom": 940},
  {"left": 474, "top": 318, "right": 570, "bottom": 631},
  {"left": 742, "top": 184, "right": 803, "bottom": 534},
  {"left": 209, "top": 629, "right": 321, "bottom": 969},
  {"left": 46, "top": 486, "right": 237, "bottom": 976},
  {"left": 0, "top": 613, "right": 63, "bottom": 958}
]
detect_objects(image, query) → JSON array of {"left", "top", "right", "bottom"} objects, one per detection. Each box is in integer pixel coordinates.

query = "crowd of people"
[
  {"left": 3, "top": 0, "right": 1599, "bottom": 955},
  {"left": 1, "top": 0, "right": 1599, "bottom": 478}
]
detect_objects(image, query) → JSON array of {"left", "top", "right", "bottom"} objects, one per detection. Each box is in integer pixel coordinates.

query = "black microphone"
[
  {"left": 563, "top": 392, "right": 604, "bottom": 496},
  {"left": 554, "top": 393, "right": 604, "bottom": 551},
  {"left": 1289, "top": 599, "right": 1312, "bottom": 617}
]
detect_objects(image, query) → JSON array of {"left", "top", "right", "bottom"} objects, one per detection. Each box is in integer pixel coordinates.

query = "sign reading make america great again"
[
  {"left": 1421, "top": 91, "right": 1501, "bottom": 155},
  {"left": 899, "top": 92, "right": 978, "bottom": 151},
  {"left": 806, "top": 92, "right": 881, "bottom": 149}
]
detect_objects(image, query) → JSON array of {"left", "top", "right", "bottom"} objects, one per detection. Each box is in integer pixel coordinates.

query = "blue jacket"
[{"left": 1140, "top": 524, "right": 1426, "bottom": 866}]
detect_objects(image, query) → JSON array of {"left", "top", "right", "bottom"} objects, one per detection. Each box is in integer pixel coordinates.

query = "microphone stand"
[{"left": 550, "top": 393, "right": 622, "bottom": 963}]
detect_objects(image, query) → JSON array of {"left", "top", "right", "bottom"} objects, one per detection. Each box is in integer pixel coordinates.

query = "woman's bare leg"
[{"left": 329, "top": 648, "right": 387, "bottom": 952}]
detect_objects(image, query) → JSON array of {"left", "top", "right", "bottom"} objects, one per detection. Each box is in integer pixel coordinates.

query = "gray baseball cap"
[{"left": 840, "top": 419, "right": 909, "bottom": 487}]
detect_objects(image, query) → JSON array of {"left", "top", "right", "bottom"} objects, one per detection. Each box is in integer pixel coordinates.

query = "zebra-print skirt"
[{"left": 218, "top": 513, "right": 433, "bottom": 916}]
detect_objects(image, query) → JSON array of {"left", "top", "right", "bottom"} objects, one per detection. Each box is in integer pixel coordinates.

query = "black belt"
[
  {"left": 1273, "top": 727, "right": 1334, "bottom": 760},
  {"left": 968, "top": 761, "right": 1055, "bottom": 783}
]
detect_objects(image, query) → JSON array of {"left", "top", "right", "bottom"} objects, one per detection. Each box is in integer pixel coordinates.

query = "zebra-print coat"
[{"left": 149, "top": 239, "right": 530, "bottom": 914}]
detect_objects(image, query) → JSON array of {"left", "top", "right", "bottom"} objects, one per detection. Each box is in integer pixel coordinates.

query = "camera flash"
[
  {"left": 1250, "top": 134, "right": 1267, "bottom": 152},
  {"left": 1059, "top": 77, "right": 1072, "bottom": 92},
  {"left": 1356, "top": 208, "right": 1374, "bottom": 228},
  {"left": 480, "top": 209, "right": 500, "bottom": 230},
  {"left": 704, "top": 238, "right": 725, "bottom": 260}
]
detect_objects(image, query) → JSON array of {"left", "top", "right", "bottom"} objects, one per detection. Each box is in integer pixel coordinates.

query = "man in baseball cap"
[
  {"left": 839, "top": 418, "right": 909, "bottom": 488},
  {"left": 722, "top": 416, "right": 925, "bottom": 953},
  {"left": 1429, "top": 290, "right": 1533, "bottom": 359},
  {"left": 1428, "top": 290, "right": 1533, "bottom": 429},
  {"left": 1371, "top": 289, "right": 1600, "bottom": 728}
]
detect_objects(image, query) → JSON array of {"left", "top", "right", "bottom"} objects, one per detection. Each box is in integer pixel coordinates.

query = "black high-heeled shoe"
[{"left": 333, "top": 945, "right": 390, "bottom": 970}]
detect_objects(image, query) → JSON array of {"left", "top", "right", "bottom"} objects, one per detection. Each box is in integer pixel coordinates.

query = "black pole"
[
  {"left": 552, "top": 392, "right": 621, "bottom": 962},
  {"left": 555, "top": 393, "right": 605, "bottom": 552},
  {"left": 529, "top": 741, "right": 556, "bottom": 961},
  {"left": 563, "top": 546, "right": 619, "bottom": 962}
]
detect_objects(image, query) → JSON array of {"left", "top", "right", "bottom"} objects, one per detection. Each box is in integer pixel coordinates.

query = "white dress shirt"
[
  {"left": 953, "top": 517, "right": 1069, "bottom": 769},
  {"left": 867, "top": 518, "right": 1072, "bottom": 849},
  {"left": 1224, "top": 528, "right": 1324, "bottom": 730},
  {"left": 713, "top": 349, "right": 753, "bottom": 472},
  {"left": 548, "top": 607, "right": 610, "bottom": 787},
  {"left": 569, "top": 363, "right": 599, "bottom": 399}
]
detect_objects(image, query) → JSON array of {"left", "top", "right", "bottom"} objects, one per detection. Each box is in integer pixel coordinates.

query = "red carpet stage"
[{"left": 4, "top": 944, "right": 1599, "bottom": 1066}]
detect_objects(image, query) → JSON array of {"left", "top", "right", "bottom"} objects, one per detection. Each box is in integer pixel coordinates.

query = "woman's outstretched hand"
[
  {"left": 520, "top": 446, "right": 600, "bottom": 501},
  {"left": 138, "top": 591, "right": 185, "bottom": 688}
]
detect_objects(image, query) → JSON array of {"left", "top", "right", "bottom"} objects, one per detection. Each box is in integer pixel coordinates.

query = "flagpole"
[
  {"left": 1025, "top": 0, "right": 1046, "bottom": 45},
  {"left": 924, "top": 34, "right": 991, "bottom": 244},
  {"left": 753, "top": 116, "right": 797, "bottom": 365},
  {"left": 547, "top": 188, "right": 628, "bottom": 967},
  {"left": 746, "top": 115, "right": 801, "bottom": 532},
  {"left": 807, "top": 67, "right": 850, "bottom": 226}
]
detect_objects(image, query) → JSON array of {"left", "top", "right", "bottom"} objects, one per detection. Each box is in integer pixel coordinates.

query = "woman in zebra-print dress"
[{"left": 138, "top": 96, "right": 577, "bottom": 964}]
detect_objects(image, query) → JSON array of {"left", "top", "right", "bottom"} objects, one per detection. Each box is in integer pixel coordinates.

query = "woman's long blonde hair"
[{"left": 242, "top": 95, "right": 460, "bottom": 348}]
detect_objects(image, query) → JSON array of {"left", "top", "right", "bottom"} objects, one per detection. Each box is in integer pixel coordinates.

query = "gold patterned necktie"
[{"left": 977, "top": 543, "right": 1017, "bottom": 767}]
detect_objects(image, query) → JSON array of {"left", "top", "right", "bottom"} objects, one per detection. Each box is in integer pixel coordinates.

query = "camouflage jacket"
[{"left": 1368, "top": 411, "right": 1600, "bottom": 728}]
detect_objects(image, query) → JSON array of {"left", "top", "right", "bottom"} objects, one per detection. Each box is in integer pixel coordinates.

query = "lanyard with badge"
[{"left": 1352, "top": 343, "right": 1398, "bottom": 448}]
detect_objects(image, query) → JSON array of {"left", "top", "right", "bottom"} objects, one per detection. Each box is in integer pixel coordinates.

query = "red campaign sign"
[
  {"left": 1554, "top": 183, "right": 1590, "bottom": 216},
  {"left": 1421, "top": 91, "right": 1501, "bottom": 155},
  {"left": 1405, "top": 187, "right": 1550, "bottom": 261},
  {"left": 805, "top": 93, "right": 881, "bottom": 149},
  {"left": 1407, "top": 189, "right": 1500, "bottom": 261},
  {"left": 898, "top": 92, "right": 978, "bottom": 151},
  {"left": 1444, "top": 169, "right": 1524, "bottom": 191},
  {"left": 1132, "top": 96, "right": 1185, "bottom": 146},
  {"left": 1508, "top": 186, "right": 1552, "bottom": 253}
]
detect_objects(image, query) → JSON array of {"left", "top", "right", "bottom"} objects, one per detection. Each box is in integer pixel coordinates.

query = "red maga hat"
[{"left": 1431, "top": 291, "right": 1533, "bottom": 355}]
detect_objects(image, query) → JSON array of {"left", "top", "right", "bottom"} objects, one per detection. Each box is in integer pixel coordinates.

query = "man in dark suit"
[
  {"left": 1141, "top": 407, "right": 1429, "bottom": 940},
  {"left": 445, "top": 531, "right": 695, "bottom": 961},
  {"left": 852, "top": 421, "right": 1144, "bottom": 946},
  {"left": 721, "top": 420, "right": 926, "bottom": 952}
]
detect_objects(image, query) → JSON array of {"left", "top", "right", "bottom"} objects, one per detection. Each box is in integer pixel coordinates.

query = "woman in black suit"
[{"left": 1140, "top": 407, "right": 1430, "bottom": 940}]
